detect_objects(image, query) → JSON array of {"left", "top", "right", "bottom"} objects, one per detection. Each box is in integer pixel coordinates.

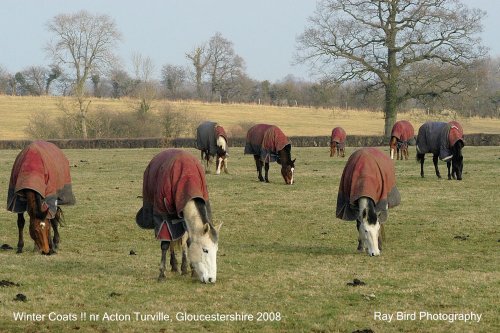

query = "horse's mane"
[{"left": 193, "top": 198, "right": 217, "bottom": 241}]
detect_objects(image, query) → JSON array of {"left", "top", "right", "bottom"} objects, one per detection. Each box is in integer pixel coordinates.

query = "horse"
[
  {"left": 7, "top": 140, "right": 75, "bottom": 255},
  {"left": 135, "top": 149, "right": 221, "bottom": 283},
  {"left": 416, "top": 121, "right": 464, "bottom": 180},
  {"left": 330, "top": 127, "right": 346, "bottom": 157},
  {"left": 336, "top": 148, "right": 401, "bottom": 256},
  {"left": 196, "top": 121, "right": 229, "bottom": 175},
  {"left": 389, "top": 120, "right": 415, "bottom": 160},
  {"left": 244, "top": 124, "right": 296, "bottom": 184}
]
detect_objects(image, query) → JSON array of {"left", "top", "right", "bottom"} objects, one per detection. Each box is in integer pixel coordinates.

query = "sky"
[{"left": 1, "top": 0, "right": 499, "bottom": 83}]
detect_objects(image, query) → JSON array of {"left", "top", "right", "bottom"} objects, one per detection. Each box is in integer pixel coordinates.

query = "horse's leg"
[
  {"left": 158, "top": 241, "right": 170, "bottom": 281},
  {"left": 180, "top": 235, "right": 188, "bottom": 275},
  {"left": 254, "top": 155, "right": 264, "bottom": 182},
  {"left": 16, "top": 213, "right": 25, "bottom": 254},
  {"left": 169, "top": 241, "right": 178, "bottom": 273},
  {"left": 341, "top": 148, "right": 345, "bottom": 158},
  {"left": 330, "top": 143, "right": 334, "bottom": 157},
  {"left": 397, "top": 147, "right": 401, "bottom": 160},
  {"left": 264, "top": 161, "right": 270, "bottom": 183},
  {"left": 223, "top": 158, "right": 229, "bottom": 174},
  {"left": 433, "top": 154, "right": 441, "bottom": 178},
  {"left": 418, "top": 153, "right": 425, "bottom": 178},
  {"left": 447, "top": 161, "right": 452, "bottom": 180},
  {"left": 356, "top": 220, "right": 364, "bottom": 252},
  {"left": 378, "top": 223, "right": 384, "bottom": 252}
]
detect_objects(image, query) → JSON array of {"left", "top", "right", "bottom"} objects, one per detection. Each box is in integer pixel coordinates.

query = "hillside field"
[
  {"left": 1, "top": 95, "right": 500, "bottom": 140},
  {"left": 0, "top": 146, "right": 498, "bottom": 333}
]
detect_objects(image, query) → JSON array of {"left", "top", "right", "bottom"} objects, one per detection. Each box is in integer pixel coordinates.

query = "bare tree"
[
  {"left": 297, "top": 0, "right": 486, "bottom": 136},
  {"left": 207, "top": 32, "right": 246, "bottom": 102},
  {"left": 132, "top": 53, "right": 157, "bottom": 117},
  {"left": 186, "top": 45, "right": 211, "bottom": 99},
  {"left": 161, "top": 64, "right": 187, "bottom": 98},
  {"left": 46, "top": 10, "right": 121, "bottom": 138}
]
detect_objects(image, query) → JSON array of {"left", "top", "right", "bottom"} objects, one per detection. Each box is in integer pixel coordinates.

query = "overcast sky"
[{"left": 1, "top": 0, "right": 498, "bottom": 82}]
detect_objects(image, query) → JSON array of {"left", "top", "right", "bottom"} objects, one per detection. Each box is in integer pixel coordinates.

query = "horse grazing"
[
  {"left": 196, "top": 121, "right": 229, "bottom": 175},
  {"left": 336, "top": 148, "right": 401, "bottom": 256},
  {"left": 244, "top": 124, "right": 296, "bottom": 184},
  {"left": 136, "top": 149, "right": 221, "bottom": 283},
  {"left": 416, "top": 121, "right": 464, "bottom": 180},
  {"left": 6, "top": 140, "right": 75, "bottom": 255},
  {"left": 389, "top": 120, "right": 415, "bottom": 160},
  {"left": 330, "top": 127, "right": 346, "bottom": 157}
]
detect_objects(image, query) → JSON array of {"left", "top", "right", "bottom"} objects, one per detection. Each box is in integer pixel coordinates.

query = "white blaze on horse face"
[{"left": 290, "top": 167, "right": 295, "bottom": 185}]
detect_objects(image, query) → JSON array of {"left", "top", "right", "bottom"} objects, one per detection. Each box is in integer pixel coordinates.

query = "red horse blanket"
[
  {"left": 331, "top": 127, "right": 347, "bottom": 149},
  {"left": 7, "top": 140, "right": 75, "bottom": 218},
  {"left": 136, "top": 149, "right": 209, "bottom": 241},
  {"left": 336, "top": 148, "right": 400, "bottom": 222},
  {"left": 416, "top": 121, "right": 464, "bottom": 161},
  {"left": 196, "top": 121, "right": 228, "bottom": 157},
  {"left": 391, "top": 120, "right": 415, "bottom": 148},
  {"left": 244, "top": 124, "right": 290, "bottom": 162}
]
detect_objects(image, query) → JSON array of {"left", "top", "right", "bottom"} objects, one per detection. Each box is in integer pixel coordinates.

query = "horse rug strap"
[{"left": 156, "top": 218, "right": 186, "bottom": 241}]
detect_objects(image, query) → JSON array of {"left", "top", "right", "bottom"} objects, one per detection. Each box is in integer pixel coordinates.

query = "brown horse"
[
  {"left": 389, "top": 120, "right": 415, "bottom": 160},
  {"left": 15, "top": 190, "right": 64, "bottom": 255},
  {"left": 244, "top": 124, "right": 295, "bottom": 184},
  {"left": 7, "top": 141, "right": 75, "bottom": 254},
  {"left": 330, "top": 127, "right": 346, "bottom": 157}
]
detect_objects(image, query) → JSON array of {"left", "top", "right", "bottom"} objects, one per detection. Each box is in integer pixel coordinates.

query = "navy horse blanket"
[
  {"left": 331, "top": 127, "right": 347, "bottom": 149},
  {"left": 391, "top": 120, "right": 415, "bottom": 149},
  {"left": 244, "top": 124, "right": 290, "bottom": 162},
  {"left": 196, "top": 121, "right": 228, "bottom": 157},
  {"left": 336, "top": 148, "right": 400, "bottom": 222},
  {"left": 136, "top": 149, "right": 209, "bottom": 241},
  {"left": 416, "top": 121, "right": 464, "bottom": 161},
  {"left": 7, "top": 140, "right": 75, "bottom": 219}
]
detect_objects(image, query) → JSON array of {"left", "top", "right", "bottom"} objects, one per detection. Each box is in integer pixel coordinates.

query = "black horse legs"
[
  {"left": 16, "top": 213, "right": 25, "bottom": 253},
  {"left": 432, "top": 155, "right": 441, "bottom": 178},
  {"left": 254, "top": 155, "right": 265, "bottom": 182},
  {"left": 158, "top": 241, "right": 170, "bottom": 281}
]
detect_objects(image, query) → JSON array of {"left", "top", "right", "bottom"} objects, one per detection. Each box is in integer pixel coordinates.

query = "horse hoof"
[
  {"left": 16, "top": 249, "right": 23, "bottom": 254},
  {"left": 157, "top": 275, "right": 166, "bottom": 282}
]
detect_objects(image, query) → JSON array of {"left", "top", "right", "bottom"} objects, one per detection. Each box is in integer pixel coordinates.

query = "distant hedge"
[{"left": 0, "top": 133, "right": 498, "bottom": 150}]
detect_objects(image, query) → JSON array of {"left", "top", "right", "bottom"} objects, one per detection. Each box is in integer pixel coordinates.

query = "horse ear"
[{"left": 203, "top": 223, "right": 211, "bottom": 234}]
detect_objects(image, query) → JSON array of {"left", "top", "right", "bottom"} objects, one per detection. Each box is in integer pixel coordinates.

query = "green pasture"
[{"left": 0, "top": 146, "right": 498, "bottom": 333}]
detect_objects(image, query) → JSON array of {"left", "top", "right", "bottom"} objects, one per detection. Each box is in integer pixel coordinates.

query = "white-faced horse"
[
  {"left": 196, "top": 121, "right": 229, "bottom": 175},
  {"left": 336, "top": 148, "right": 400, "bottom": 256},
  {"left": 136, "top": 149, "right": 221, "bottom": 283}
]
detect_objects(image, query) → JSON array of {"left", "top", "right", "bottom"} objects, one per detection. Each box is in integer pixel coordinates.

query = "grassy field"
[
  {"left": 0, "top": 146, "right": 498, "bottom": 333},
  {"left": 1, "top": 95, "right": 500, "bottom": 139}
]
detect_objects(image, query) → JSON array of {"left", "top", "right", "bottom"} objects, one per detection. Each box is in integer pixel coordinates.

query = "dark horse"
[
  {"left": 330, "top": 127, "right": 346, "bottom": 158},
  {"left": 7, "top": 140, "right": 75, "bottom": 254},
  {"left": 244, "top": 124, "right": 295, "bottom": 184},
  {"left": 389, "top": 120, "right": 415, "bottom": 160},
  {"left": 416, "top": 121, "right": 464, "bottom": 180}
]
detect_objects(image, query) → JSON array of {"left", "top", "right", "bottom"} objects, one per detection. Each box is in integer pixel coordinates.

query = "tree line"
[{"left": 0, "top": 2, "right": 499, "bottom": 138}]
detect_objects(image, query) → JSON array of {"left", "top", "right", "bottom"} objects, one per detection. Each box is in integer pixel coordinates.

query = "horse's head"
[
  {"left": 183, "top": 199, "right": 221, "bottom": 283},
  {"left": 278, "top": 144, "right": 295, "bottom": 185},
  {"left": 356, "top": 197, "right": 381, "bottom": 257},
  {"left": 25, "top": 191, "right": 52, "bottom": 255},
  {"left": 451, "top": 140, "right": 464, "bottom": 180},
  {"left": 215, "top": 145, "right": 227, "bottom": 175},
  {"left": 389, "top": 137, "right": 397, "bottom": 159}
]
